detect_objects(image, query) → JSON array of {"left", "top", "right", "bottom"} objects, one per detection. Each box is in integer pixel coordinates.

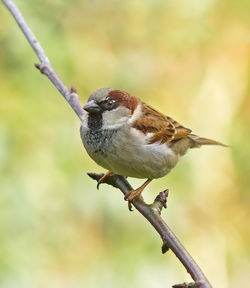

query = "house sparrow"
[{"left": 80, "top": 88, "right": 226, "bottom": 203}]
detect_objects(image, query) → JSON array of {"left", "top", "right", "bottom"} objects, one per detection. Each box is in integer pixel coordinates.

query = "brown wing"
[{"left": 133, "top": 103, "right": 192, "bottom": 144}]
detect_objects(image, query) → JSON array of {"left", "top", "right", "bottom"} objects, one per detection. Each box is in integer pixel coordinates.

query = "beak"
[{"left": 83, "top": 100, "right": 101, "bottom": 114}]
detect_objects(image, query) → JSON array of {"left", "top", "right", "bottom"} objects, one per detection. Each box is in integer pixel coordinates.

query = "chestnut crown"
[{"left": 85, "top": 88, "right": 138, "bottom": 113}]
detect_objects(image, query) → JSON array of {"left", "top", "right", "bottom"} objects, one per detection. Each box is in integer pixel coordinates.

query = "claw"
[
  {"left": 97, "top": 181, "right": 102, "bottom": 190},
  {"left": 128, "top": 201, "right": 133, "bottom": 211},
  {"left": 97, "top": 171, "right": 113, "bottom": 189},
  {"left": 124, "top": 188, "right": 142, "bottom": 201},
  {"left": 124, "top": 179, "right": 152, "bottom": 211}
]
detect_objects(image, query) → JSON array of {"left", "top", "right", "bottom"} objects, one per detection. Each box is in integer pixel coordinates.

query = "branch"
[
  {"left": 88, "top": 173, "right": 212, "bottom": 288},
  {"left": 2, "top": 1, "right": 213, "bottom": 287},
  {"left": 2, "top": 0, "right": 85, "bottom": 120}
]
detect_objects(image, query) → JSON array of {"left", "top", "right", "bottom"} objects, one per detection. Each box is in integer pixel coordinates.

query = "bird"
[{"left": 80, "top": 88, "right": 226, "bottom": 204}]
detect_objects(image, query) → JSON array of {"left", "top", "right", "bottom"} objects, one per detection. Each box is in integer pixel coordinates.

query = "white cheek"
[{"left": 102, "top": 106, "right": 131, "bottom": 129}]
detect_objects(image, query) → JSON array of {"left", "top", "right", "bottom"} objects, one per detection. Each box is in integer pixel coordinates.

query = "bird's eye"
[
  {"left": 107, "top": 99, "right": 116, "bottom": 106},
  {"left": 99, "top": 98, "right": 117, "bottom": 111}
]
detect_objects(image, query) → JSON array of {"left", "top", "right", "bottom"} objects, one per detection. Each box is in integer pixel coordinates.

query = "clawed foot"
[
  {"left": 124, "top": 187, "right": 143, "bottom": 202},
  {"left": 124, "top": 188, "right": 144, "bottom": 211},
  {"left": 97, "top": 170, "right": 113, "bottom": 189},
  {"left": 124, "top": 179, "right": 152, "bottom": 211}
]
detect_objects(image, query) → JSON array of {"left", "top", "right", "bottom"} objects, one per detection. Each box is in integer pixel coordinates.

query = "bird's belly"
[
  {"left": 106, "top": 130, "right": 179, "bottom": 179},
  {"left": 109, "top": 144, "right": 178, "bottom": 179},
  {"left": 81, "top": 126, "right": 179, "bottom": 179}
]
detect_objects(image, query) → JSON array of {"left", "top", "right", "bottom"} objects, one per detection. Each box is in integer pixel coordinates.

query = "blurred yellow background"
[{"left": 1, "top": 0, "right": 250, "bottom": 287}]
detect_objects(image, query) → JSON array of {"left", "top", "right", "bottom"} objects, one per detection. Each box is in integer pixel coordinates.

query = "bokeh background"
[{"left": 1, "top": 0, "right": 250, "bottom": 287}]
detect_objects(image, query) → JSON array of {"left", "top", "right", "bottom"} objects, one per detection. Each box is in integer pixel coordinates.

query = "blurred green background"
[{"left": 1, "top": 0, "right": 250, "bottom": 287}]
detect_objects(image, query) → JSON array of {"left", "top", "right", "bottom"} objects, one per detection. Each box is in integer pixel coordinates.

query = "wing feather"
[{"left": 132, "top": 103, "right": 191, "bottom": 144}]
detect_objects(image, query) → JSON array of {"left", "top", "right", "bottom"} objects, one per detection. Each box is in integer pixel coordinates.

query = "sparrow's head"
[{"left": 83, "top": 88, "right": 140, "bottom": 129}]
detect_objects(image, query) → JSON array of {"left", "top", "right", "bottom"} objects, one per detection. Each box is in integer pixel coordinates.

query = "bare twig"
[
  {"left": 2, "top": 1, "right": 213, "bottom": 287},
  {"left": 2, "top": 0, "right": 85, "bottom": 120}
]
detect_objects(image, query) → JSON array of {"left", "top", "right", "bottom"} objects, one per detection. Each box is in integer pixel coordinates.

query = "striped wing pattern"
[{"left": 133, "top": 103, "right": 192, "bottom": 144}]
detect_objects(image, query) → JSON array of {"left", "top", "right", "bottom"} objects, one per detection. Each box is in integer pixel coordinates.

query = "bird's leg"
[
  {"left": 124, "top": 179, "right": 152, "bottom": 201},
  {"left": 97, "top": 170, "right": 113, "bottom": 189}
]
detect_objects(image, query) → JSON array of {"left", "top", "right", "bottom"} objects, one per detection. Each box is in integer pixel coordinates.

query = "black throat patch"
[{"left": 87, "top": 113, "right": 103, "bottom": 131}]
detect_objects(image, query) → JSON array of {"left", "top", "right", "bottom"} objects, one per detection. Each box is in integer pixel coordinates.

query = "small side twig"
[
  {"left": 154, "top": 189, "right": 169, "bottom": 210},
  {"left": 2, "top": 1, "right": 213, "bottom": 287}
]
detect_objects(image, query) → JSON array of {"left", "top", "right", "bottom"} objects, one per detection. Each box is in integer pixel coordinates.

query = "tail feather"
[{"left": 188, "top": 134, "right": 228, "bottom": 148}]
